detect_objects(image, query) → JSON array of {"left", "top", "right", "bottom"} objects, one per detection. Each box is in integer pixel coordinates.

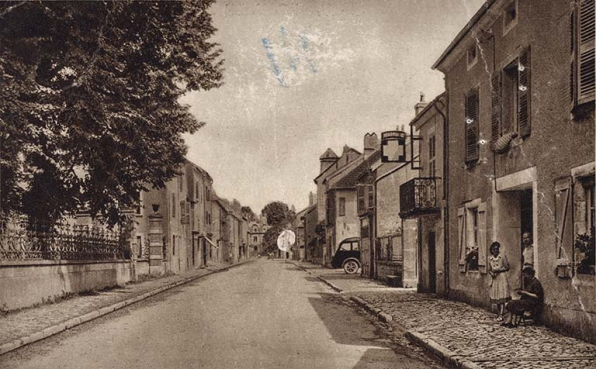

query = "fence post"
[{"left": 149, "top": 212, "right": 164, "bottom": 274}]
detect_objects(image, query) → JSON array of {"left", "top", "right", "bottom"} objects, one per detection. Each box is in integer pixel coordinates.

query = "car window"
[{"left": 351, "top": 242, "right": 359, "bottom": 251}]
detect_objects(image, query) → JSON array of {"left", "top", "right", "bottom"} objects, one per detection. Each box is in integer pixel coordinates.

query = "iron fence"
[{"left": 0, "top": 219, "right": 125, "bottom": 261}]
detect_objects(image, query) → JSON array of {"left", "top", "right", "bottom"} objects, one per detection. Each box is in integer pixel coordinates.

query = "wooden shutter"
[
  {"left": 477, "top": 203, "right": 487, "bottom": 272},
  {"left": 491, "top": 72, "right": 502, "bottom": 144},
  {"left": 465, "top": 89, "right": 479, "bottom": 162},
  {"left": 518, "top": 49, "right": 531, "bottom": 138},
  {"left": 357, "top": 185, "right": 365, "bottom": 213},
  {"left": 578, "top": 0, "right": 595, "bottom": 104},
  {"left": 458, "top": 207, "right": 467, "bottom": 271},
  {"left": 367, "top": 184, "right": 374, "bottom": 209},
  {"left": 555, "top": 178, "right": 573, "bottom": 259}
]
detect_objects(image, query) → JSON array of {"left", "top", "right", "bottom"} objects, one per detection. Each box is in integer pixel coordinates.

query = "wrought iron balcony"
[{"left": 399, "top": 177, "right": 439, "bottom": 218}]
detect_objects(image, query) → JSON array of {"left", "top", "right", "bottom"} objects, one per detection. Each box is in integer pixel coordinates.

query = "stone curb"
[
  {"left": 0, "top": 260, "right": 254, "bottom": 356},
  {"left": 294, "top": 263, "right": 477, "bottom": 369}
]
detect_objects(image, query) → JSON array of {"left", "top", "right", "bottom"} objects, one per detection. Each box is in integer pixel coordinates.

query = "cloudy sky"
[{"left": 181, "top": 0, "right": 485, "bottom": 213}]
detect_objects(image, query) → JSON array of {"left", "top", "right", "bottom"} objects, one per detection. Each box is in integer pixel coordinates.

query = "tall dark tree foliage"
[
  {"left": 261, "top": 201, "right": 295, "bottom": 252},
  {"left": 0, "top": 1, "right": 223, "bottom": 225}
]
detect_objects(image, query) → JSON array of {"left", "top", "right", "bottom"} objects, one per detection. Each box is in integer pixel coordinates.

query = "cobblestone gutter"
[{"left": 294, "top": 261, "right": 596, "bottom": 369}]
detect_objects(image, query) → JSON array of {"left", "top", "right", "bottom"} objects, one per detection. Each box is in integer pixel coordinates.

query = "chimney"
[
  {"left": 319, "top": 148, "right": 338, "bottom": 173},
  {"left": 308, "top": 191, "right": 315, "bottom": 206},
  {"left": 414, "top": 92, "right": 428, "bottom": 116},
  {"left": 363, "top": 133, "right": 379, "bottom": 158}
]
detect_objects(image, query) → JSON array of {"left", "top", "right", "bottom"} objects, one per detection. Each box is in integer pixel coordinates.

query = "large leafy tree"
[
  {"left": 0, "top": 1, "right": 223, "bottom": 225},
  {"left": 261, "top": 201, "right": 295, "bottom": 252}
]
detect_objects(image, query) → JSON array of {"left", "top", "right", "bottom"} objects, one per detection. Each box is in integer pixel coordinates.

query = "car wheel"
[{"left": 343, "top": 259, "right": 360, "bottom": 274}]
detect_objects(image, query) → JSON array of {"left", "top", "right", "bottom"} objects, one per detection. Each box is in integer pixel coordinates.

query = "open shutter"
[
  {"left": 367, "top": 184, "right": 374, "bottom": 209},
  {"left": 477, "top": 203, "right": 487, "bottom": 273},
  {"left": 465, "top": 89, "right": 479, "bottom": 162},
  {"left": 555, "top": 178, "right": 573, "bottom": 260},
  {"left": 578, "top": 0, "right": 595, "bottom": 104},
  {"left": 458, "top": 207, "right": 467, "bottom": 272},
  {"left": 518, "top": 49, "right": 531, "bottom": 138},
  {"left": 491, "top": 73, "right": 502, "bottom": 144}
]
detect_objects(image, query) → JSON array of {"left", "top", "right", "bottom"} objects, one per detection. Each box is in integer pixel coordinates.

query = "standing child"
[{"left": 488, "top": 242, "right": 510, "bottom": 321}]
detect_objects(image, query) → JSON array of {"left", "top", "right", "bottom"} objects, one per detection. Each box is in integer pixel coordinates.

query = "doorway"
[
  {"left": 202, "top": 239, "right": 208, "bottom": 266},
  {"left": 428, "top": 231, "right": 436, "bottom": 293}
]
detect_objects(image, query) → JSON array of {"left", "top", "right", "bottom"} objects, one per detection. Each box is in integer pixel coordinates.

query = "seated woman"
[{"left": 501, "top": 266, "right": 543, "bottom": 328}]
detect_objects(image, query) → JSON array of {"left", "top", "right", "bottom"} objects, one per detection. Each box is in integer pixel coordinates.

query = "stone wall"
[{"left": 0, "top": 260, "right": 131, "bottom": 311}]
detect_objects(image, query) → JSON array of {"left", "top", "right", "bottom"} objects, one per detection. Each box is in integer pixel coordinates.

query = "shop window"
[
  {"left": 458, "top": 202, "right": 487, "bottom": 272},
  {"left": 338, "top": 197, "right": 346, "bottom": 216}
]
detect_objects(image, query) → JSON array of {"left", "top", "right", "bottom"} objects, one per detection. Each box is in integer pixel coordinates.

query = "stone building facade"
[{"left": 434, "top": 0, "right": 595, "bottom": 342}]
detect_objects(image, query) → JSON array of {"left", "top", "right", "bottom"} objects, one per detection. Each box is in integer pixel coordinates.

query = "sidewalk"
[
  {"left": 294, "top": 261, "right": 596, "bottom": 369},
  {"left": 0, "top": 259, "right": 253, "bottom": 356}
]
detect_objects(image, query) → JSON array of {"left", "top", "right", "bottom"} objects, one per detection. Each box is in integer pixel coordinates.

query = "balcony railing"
[{"left": 399, "top": 177, "right": 439, "bottom": 218}]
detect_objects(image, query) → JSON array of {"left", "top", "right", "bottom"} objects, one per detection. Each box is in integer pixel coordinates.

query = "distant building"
[{"left": 313, "top": 146, "right": 361, "bottom": 265}]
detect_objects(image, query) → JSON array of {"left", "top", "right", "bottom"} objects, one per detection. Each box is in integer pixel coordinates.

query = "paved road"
[{"left": 0, "top": 260, "right": 442, "bottom": 369}]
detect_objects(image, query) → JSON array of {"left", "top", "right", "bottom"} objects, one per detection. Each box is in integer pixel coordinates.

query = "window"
[
  {"left": 576, "top": 176, "right": 595, "bottom": 275},
  {"left": 172, "top": 235, "right": 176, "bottom": 256},
  {"left": 429, "top": 135, "right": 436, "bottom": 177},
  {"left": 491, "top": 48, "right": 531, "bottom": 145},
  {"left": 367, "top": 184, "right": 374, "bottom": 209},
  {"left": 179, "top": 176, "right": 183, "bottom": 192},
  {"left": 465, "top": 88, "right": 480, "bottom": 164},
  {"left": 357, "top": 186, "right": 365, "bottom": 213},
  {"left": 338, "top": 197, "right": 346, "bottom": 216},
  {"left": 136, "top": 236, "right": 143, "bottom": 258},
  {"left": 571, "top": 0, "right": 595, "bottom": 108},
  {"left": 467, "top": 44, "right": 478, "bottom": 70},
  {"left": 253, "top": 236, "right": 257, "bottom": 243},
  {"left": 376, "top": 235, "right": 402, "bottom": 261},
  {"left": 457, "top": 202, "right": 487, "bottom": 272},
  {"left": 195, "top": 182, "right": 199, "bottom": 200},
  {"left": 503, "top": 0, "right": 518, "bottom": 35},
  {"left": 171, "top": 193, "right": 176, "bottom": 218}
]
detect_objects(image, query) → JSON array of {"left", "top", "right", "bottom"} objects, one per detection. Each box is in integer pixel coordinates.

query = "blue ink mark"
[
  {"left": 261, "top": 38, "right": 286, "bottom": 87},
  {"left": 280, "top": 27, "right": 287, "bottom": 47},
  {"left": 299, "top": 35, "right": 309, "bottom": 50},
  {"left": 290, "top": 57, "right": 298, "bottom": 71},
  {"left": 299, "top": 34, "right": 317, "bottom": 74}
]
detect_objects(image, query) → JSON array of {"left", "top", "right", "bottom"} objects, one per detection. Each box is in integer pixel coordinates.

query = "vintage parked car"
[{"left": 331, "top": 237, "right": 361, "bottom": 274}]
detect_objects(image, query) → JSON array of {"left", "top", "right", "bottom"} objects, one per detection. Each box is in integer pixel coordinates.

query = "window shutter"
[
  {"left": 518, "top": 49, "right": 531, "bottom": 138},
  {"left": 555, "top": 178, "right": 573, "bottom": 260},
  {"left": 465, "top": 90, "right": 479, "bottom": 162},
  {"left": 357, "top": 185, "right": 365, "bottom": 213},
  {"left": 578, "top": 0, "right": 595, "bottom": 104},
  {"left": 491, "top": 72, "right": 502, "bottom": 144},
  {"left": 458, "top": 207, "right": 467, "bottom": 271},
  {"left": 367, "top": 184, "right": 374, "bottom": 209},
  {"left": 570, "top": 10, "right": 576, "bottom": 104},
  {"left": 477, "top": 203, "right": 487, "bottom": 273}
]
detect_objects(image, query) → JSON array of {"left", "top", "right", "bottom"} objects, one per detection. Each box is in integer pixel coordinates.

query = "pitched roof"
[
  {"left": 330, "top": 150, "right": 382, "bottom": 190},
  {"left": 319, "top": 148, "right": 339, "bottom": 160},
  {"left": 432, "top": 0, "right": 495, "bottom": 70}
]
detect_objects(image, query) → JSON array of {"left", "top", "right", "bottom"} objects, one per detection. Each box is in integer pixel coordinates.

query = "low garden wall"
[{"left": 0, "top": 260, "right": 131, "bottom": 311}]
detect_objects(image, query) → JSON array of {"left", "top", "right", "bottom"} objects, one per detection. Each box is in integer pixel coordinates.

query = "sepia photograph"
[{"left": 0, "top": 0, "right": 594, "bottom": 368}]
